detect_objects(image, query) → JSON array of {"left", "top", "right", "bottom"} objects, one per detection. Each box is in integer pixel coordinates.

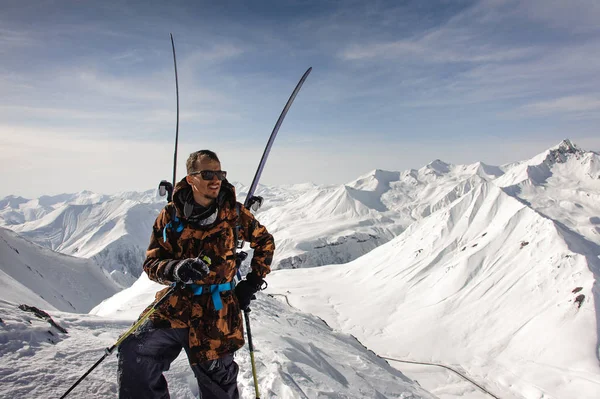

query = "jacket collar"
[{"left": 172, "top": 177, "right": 237, "bottom": 219}]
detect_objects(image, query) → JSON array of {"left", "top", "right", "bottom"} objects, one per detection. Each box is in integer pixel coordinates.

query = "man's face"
[{"left": 186, "top": 157, "right": 223, "bottom": 204}]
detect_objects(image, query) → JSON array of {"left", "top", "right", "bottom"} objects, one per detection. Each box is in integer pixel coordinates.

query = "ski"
[
  {"left": 239, "top": 66, "right": 312, "bottom": 399},
  {"left": 158, "top": 33, "right": 180, "bottom": 203},
  {"left": 243, "top": 67, "right": 312, "bottom": 209}
]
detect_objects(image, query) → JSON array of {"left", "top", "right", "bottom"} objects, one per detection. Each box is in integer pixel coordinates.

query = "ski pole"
[
  {"left": 59, "top": 285, "right": 178, "bottom": 399},
  {"left": 244, "top": 309, "right": 260, "bottom": 399}
]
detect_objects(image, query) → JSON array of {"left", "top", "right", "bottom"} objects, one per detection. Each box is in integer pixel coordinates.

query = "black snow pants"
[{"left": 117, "top": 325, "right": 239, "bottom": 399}]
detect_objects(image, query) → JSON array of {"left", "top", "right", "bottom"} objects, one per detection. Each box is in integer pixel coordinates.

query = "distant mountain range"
[
  {"left": 3, "top": 140, "right": 599, "bottom": 285},
  {"left": 1, "top": 139, "right": 599, "bottom": 397}
]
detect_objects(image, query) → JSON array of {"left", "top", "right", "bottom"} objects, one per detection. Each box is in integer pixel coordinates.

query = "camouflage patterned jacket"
[{"left": 141, "top": 178, "right": 274, "bottom": 364}]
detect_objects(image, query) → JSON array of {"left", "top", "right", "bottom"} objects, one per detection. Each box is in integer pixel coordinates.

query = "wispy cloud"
[
  {"left": 183, "top": 43, "right": 245, "bottom": 64},
  {"left": 521, "top": 96, "right": 600, "bottom": 115},
  {"left": 70, "top": 69, "right": 166, "bottom": 102},
  {"left": 340, "top": 32, "right": 533, "bottom": 64},
  {"left": 0, "top": 27, "right": 36, "bottom": 51},
  {"left": 337, "top": 0, "right": 538, "bottom": 64},
  {"left": 328, "top": 0, "right": 600, "bottom": 115}
]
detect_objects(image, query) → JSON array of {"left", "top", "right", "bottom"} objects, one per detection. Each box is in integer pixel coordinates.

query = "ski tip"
[{"left": 302, "top": 67, "right": 312, "bottom": 78}]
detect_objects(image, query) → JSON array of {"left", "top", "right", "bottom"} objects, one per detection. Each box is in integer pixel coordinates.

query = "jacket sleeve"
[
  {"left": 237, "top": 204, "right": 275, "bottom": 278},
  {"left": 142, "top": 206, "right": 180, "bottom": 285}
]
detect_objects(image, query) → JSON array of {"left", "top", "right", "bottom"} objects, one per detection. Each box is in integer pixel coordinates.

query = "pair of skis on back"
[{"left": 60, "top": 34, "right": 311, "bottom": 399}]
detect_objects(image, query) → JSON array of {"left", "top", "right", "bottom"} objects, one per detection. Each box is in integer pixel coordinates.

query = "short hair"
[{"left": 186, "top": 150, "right": 220, "bottom": 174}]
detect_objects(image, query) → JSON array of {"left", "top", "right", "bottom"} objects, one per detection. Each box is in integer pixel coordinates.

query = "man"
[{"left": 118, "top": 150, "right": 275, "bottom": 399}]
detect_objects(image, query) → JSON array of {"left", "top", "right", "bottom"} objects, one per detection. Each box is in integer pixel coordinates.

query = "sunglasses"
[{"left": 189, "top": 170, "right": 227, "bottom": 181}]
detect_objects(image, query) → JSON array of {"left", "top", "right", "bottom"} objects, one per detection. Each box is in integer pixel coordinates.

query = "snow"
[
  {"left": 1, "top": 292, "right": 434, "bottom": 398},
  {"left": 1, "top": 139, "right": 600, "bottom": 398},
  {"left": 0, "top": 227, "right": 120, "bottom": 312},
  {"left": 2, "top": 194, "right": 165, "bottom": 286},
  {"left": 264, "top": 141, "right": 600, "bottom": 398}
]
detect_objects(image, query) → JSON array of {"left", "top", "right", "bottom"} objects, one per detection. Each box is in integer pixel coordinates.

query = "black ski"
[
  {"left": 158, "top": 33, "right": 180, "bottom": 203},
  {"left": 244, "top": 67, "right": 312, "bottom": 209},
  {"left": 239, "top": 67, "right": 312, "bottom": 399}
]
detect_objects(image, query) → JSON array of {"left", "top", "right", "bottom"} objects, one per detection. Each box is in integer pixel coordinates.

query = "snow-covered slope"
[
  {"left": 260, "top": 164, "right": 497, "bottom": 270},
  {"left": 267, "top": 175, "right": 600, "bottom": 398},
  {"left": 3, "top": 191, "right": 164, "bottom": 285},
  {"left": 496, "top": 139, "right": 600, "bottom": 248},
  {"left": 0, "top": 285, "right": 436, "bottom": 398},
  {"left": 0, "top": 227, "right": 120, "bottom": 312}
]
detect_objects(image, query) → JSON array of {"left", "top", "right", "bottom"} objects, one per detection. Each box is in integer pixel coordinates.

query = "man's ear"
[{"left": 185, "top": 175, "right": 193, "bottom": 186}]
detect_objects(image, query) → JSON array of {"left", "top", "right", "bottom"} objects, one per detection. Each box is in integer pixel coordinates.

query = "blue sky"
[{"left": 1, "top": 0, "right": 600, "bottom": 198}]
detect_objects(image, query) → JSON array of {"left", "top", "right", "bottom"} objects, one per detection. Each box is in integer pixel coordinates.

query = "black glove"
[
  {"left": 235, "top": 272, "right": 265, "bottom": 311},
  {"left": 173, "top": 257, "right": 210, "bottom": 284}
]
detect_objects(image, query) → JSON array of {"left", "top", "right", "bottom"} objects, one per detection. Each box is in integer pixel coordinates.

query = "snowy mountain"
[
  {"left": 0, "top": 227, "right": 120, "bottom": 312},
  {"left": 265, "top": 140, "right": 600, "bottom": 398},
  {"left": 496, "top": 139, "right": 600, "bottom": 247},
  {"left": 1, "top": 190, "right": 165, "bottom": 286},
  {"left": 1, "top": 139, "right": 599, "bottom": 398},
  {"left": 3, "top": 140, "right": 599, "bottom": 282}
]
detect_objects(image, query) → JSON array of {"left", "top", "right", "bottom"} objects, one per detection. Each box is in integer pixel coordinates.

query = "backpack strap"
[{"left": 162, "top": 206, "right": 185, "bottom": 244}]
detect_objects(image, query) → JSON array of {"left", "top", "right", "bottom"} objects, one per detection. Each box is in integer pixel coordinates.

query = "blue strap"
[
  {"left": 190, "top": 282, "right": 234, "bottom": 311},
  {"left": 162, "top": 216, "right": 184, "bottom": 242}
]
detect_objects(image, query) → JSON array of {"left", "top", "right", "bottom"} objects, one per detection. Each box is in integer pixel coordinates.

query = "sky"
[{"left": 1, "top": 0, "right": 600, "bottom": 198}]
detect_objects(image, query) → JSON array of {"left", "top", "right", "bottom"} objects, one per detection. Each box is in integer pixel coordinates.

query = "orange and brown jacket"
[{"left": 140, "top": 178, "right": 274, "bottom": 364}]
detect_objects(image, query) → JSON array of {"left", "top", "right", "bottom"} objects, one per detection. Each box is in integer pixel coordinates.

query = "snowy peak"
[
  {"left": 425, "top": 159, "right": 451, "bottom": 174},
  {"left": 347, "top": 169, "right": 401, "bottom": 192},
  {"left": 0, "top": 195, "right": 30, "bottom": 209},
  {"left": 346, "top": 169, "right": 401, "bottom": 212},
  {"left": 303, "top": 185, "right": 377, "bottom": 219},
  {"left": 112, "top": 189, "right": 162, "bottom": 203},
  {"left": 495, "top": 139, "right": 593, "bottom": 187},
  {"left": 473, "top": 161, "right": 504, "bottom": 180},
  {"left": 494, "top": 140, "right": 600, "bottom": 247},
  {"left": 37, "top": 191, "right": 111, "bottom": 207},
  {"left": 537, "top": 138, "right": 585, "bottom": 172},
  {"left": 550, "top": 138, "right": 582, "bottom": 155}
]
